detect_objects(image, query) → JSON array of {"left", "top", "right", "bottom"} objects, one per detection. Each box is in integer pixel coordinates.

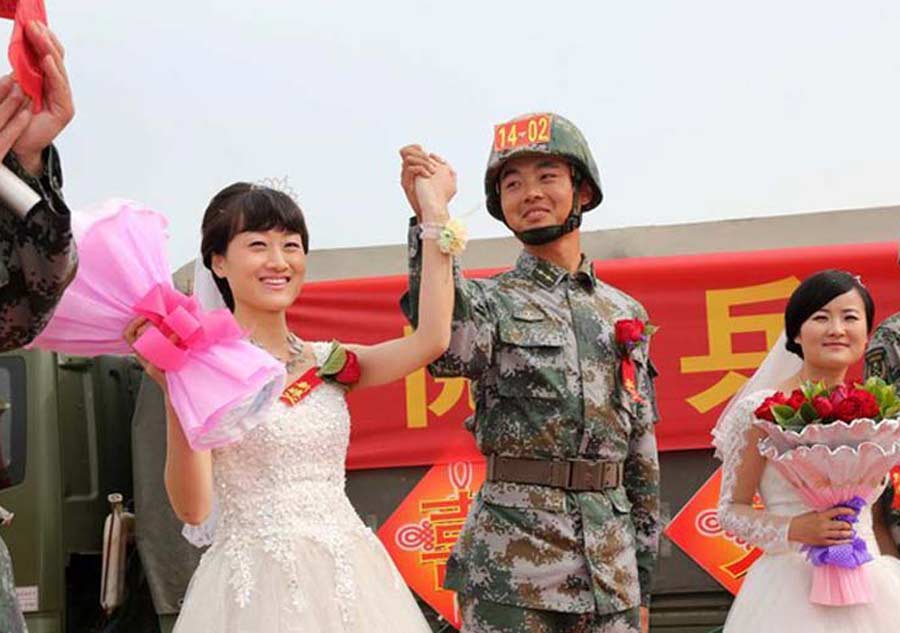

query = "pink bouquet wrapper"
[
  {"left": 756, "top": 418, "right": 900, "bottom": 606},
  {"left": 29, "top": 200, "right": 286, "bottom": 450}
]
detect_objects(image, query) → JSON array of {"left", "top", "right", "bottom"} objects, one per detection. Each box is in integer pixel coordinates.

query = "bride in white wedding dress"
[
  {"left": 714, "top": 270, "right": 900, "bottom": 633},
  {"left": 125, "top": 154, "right": 457, "bottom": 632}
]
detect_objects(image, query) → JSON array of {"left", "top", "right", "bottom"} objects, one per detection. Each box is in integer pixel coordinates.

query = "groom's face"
[{"left": 497, "top": 155, "right": 591, "bottom": 235}]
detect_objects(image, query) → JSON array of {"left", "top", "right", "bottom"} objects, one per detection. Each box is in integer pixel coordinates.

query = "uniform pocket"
[{"left": 496, "top": 314, "right": 566, "bottom": 400}]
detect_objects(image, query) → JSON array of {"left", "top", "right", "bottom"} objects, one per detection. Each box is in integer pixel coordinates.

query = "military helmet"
[{"left": 484, "top": 112, "right": 603, "bottom": 221}]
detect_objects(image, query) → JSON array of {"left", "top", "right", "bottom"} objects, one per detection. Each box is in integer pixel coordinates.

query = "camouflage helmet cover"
[{"left": 484, "top": 112, "right": 603, "bottom": 221}]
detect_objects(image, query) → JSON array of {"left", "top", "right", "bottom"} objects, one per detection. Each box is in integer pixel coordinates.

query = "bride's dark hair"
[
  {"left": 784, "top": 269, "right": 874, "bottom": 358},
  {"left": 200, "top": 182, "right": 309, "bottom": 311}
]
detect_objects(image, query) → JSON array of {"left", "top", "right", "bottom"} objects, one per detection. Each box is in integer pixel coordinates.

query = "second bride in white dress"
[{"left": 714, "top": 270, "right": 900, "bottom": 633}]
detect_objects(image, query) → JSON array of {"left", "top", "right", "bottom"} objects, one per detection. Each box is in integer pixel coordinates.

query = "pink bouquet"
[
  {"left": 30, "top": 200, "right": 285, "bottom": 450},
  {"left": 754, "top": 378, "right": 900, "bottom": 605}
]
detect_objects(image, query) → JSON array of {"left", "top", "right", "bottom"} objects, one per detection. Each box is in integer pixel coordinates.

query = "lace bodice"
[
  {"left": 713, "top": 390, "right": 879, "bottom": 555},
  {"left": 197, "top": 341, "right": 384, "bottom": 621}
]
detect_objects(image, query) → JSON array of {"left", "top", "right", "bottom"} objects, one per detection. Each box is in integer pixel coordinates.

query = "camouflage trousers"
[{"left": 459, "top": 595, "right": 640, "bottom": 633}]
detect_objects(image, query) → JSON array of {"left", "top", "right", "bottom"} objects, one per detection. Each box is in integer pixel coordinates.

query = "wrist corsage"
[
  {"left": 420, "top": 218, "right": 468, "bottom": 256},
  {"left": 317, "top": 341, "right": 361, "bottom": 386},
  {"left": 615, "top": 318, "right": 657, "bottom": 404}
]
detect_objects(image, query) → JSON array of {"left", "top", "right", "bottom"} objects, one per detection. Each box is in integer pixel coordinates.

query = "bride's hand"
[
  {"left": 415, "top": 159, "right": 456, "bottom": 223},
  {"left": 788, "top": 507, "right": 856, "bottom": 546},
  {"left": 123, "top": 316, "right": 168, "bottom": 393}
]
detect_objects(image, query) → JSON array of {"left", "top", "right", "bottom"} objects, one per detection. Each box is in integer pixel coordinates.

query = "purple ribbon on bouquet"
[{"left": 802, "top": 496, "right": 873, "bottom": 569}]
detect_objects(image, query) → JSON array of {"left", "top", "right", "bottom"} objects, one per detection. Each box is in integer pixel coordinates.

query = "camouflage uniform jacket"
[
  {"left": 0, "top": 146, "right": 75, "bottom": 352},
  {"left": 865, "top": 314, "right": 900, "bottom": 547},
  {"left": 402, "top": 222, "right": 661, "bottom": 615}
]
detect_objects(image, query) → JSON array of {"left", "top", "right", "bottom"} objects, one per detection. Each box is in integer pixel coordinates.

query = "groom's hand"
[
  {"left": 640, "top": 606, "right": 649, "bottom": 633},
  {"left": 0, "top": 75, "right": 33, "bottom": 161},
  {"left": 12, "top": 21, "right": 75, "bottom": 176}
]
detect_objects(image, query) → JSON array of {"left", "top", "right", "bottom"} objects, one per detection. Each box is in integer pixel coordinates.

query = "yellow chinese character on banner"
[
  {"left": 680, "top": 277, "right": 800, "bottom": 413},
  {"left": 403, "top": 326, "right": 474, "bottom": 429},
  {"left": 418, "top": 490, "right": 473, "bottom": 587}
]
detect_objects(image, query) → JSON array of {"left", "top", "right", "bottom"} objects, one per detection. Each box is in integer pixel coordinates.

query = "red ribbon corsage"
[{"left": 614, "top": 318, "right": 656, "bottom": 404}]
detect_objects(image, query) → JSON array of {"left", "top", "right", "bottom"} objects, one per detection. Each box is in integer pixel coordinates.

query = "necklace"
[
  {"left": 284, "top": 333, "right": 306, "bottom": 375},
  {"left": 250, "top": 332, "right": 307, "bottom": 375}
]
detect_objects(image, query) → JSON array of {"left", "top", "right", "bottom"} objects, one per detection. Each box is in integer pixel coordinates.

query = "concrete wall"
[
  {"left": 174, "top": 204, "right": 900, "bottom": 288},
  {"left": 304, "top": 204, "right": 900, "bottom": 281}
]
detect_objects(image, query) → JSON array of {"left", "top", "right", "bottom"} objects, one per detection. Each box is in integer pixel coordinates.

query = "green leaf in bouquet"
[
  {"left": 801, "top": 380, "right": 827, "bottom": 401},
  {"left": 873, "top": 384, "right": 888, "bottom": 408},
  {"left": 772, "top": 405, "right": 798, "bottom": 425},
  {"left": 317, "top": 341, "right": 347, "bottom": 377},
  {"left": 799, "top": 402, "right": 820, "bottom": 423},
  {"left": 883, "top": 403, "right": 900, "bottom": 420},
  {"left": 883, "top": 384, "right": 900, "bottom": 409}
]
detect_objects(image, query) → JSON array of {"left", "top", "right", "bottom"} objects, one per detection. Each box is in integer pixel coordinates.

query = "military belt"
[{"left": 486, "top": 455, "right": 624, "bottom": 491}]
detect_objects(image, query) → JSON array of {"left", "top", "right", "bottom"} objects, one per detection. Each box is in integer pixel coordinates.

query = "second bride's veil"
[{"left": 711, "top": 332, "right": 802, "bottom": 458}]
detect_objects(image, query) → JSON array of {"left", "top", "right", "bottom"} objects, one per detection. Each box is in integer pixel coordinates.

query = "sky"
[{"left": 12, "top": 1, "right": 900, "bottom": 267}]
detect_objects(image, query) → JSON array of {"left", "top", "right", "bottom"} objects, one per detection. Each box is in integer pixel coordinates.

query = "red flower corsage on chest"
[
  {"left": 615, "top": 318, "right": 657, "bottom": 404},
  {"left": 280, "top": 341, "right": 361, "bottom": 406},
  {"left": 318, "top": 341, "right": 361, "bottom": 385}
]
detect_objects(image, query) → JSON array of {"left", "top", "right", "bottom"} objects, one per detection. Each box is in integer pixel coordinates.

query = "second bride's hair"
[{"left": 783, "top": 269, "right": 874, "bottom": 358}]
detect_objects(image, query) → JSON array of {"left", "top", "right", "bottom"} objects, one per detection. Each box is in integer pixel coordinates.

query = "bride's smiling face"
[
  {"left": 794, "top": 289, "right": 868, "bottom": 372},
  {"left": 212, "top": 229, "right": 306, "bottom": 313}
]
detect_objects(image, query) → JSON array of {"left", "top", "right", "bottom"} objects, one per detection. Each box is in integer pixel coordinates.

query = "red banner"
[{"left": 288, "top": 241, "right": 900, "bottom": 470}]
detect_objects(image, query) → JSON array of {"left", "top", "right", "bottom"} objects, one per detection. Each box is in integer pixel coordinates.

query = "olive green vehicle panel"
[
  {"left": 0, "top": 349, "right": 141, "bottom": 633},
  {"left": 1, "top": 350, "right": 65, "bottom": 633}
]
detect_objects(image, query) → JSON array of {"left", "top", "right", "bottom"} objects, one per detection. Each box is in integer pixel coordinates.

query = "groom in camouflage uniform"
[{"left": 401, "top": 113, "right": 660, "bottom": 632}]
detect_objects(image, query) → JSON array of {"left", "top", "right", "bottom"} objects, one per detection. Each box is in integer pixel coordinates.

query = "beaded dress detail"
[{"left": 173, "top": 341, "right": 430, "bottom": 632}]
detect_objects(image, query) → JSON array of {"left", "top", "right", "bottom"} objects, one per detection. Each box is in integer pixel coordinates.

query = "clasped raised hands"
[{"left": 399, "top": 144, "right": 456, "bottom": 222}]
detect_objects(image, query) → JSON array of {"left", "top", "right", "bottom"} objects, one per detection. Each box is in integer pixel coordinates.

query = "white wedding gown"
[
  {"left": 715, "top": 391, "right": 900, "bottom": 633},
  {"left": 173, "top": 342, "right": 431, "bottom": 633}
]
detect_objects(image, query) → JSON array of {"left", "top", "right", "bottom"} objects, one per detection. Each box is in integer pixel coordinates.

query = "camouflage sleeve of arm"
[
  {"left": 626, "top": 330, "right": 661, "bottom": 606},
  {"left": 399, "top": 218, "right": 495, "bottom": 380},
  {"left": 0, "top": 146, "right": 76, "bottom": 351},
  {"left": 864, "top": 323, "right": 900, "bottom": 384}
]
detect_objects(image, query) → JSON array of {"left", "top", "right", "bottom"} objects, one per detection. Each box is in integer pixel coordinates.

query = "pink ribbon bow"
[{"left": 131, "top": 284, "right": 243, "bottom": 372}]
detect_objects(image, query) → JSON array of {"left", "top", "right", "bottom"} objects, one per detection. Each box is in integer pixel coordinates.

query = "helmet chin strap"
[
  {"left": 511, "top": 168, "right": 584, "bottom": 246},
  {"left": 515, "top": 211, "right": 582, "bottom": 245}
]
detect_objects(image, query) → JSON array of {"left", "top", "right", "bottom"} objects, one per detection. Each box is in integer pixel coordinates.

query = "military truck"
[{"left": 2, "top": 204, "right": 899, "bottom": 632}]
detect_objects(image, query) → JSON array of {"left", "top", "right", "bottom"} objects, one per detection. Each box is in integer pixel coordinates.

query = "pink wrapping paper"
[
  {"left": 30, "top": 200, "right": 285, "bottom": 449},
  {"left": 756, "top": 418, "right": 900, "bottom": 605}
]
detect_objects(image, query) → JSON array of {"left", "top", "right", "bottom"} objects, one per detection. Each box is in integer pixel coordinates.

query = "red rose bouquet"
[{"left": 753, "top": 377, "right": 900, "bottom": 605}]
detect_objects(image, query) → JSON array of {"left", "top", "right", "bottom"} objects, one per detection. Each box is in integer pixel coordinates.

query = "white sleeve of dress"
[
  {"left": 181, "top": 493, "right": 220, "bottom": 548},
  {"left": 713, "top": 393, "right": 792, "bottom": 554}
]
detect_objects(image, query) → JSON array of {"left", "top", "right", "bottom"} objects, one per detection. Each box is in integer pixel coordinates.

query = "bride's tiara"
[{"left": 252, "top": 175, "right": 300, "bottom": 206}]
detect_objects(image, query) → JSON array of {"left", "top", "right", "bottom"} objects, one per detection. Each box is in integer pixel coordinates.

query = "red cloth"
[{"left": 1, "top": 0, "right": 47, "bottom": 112}]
